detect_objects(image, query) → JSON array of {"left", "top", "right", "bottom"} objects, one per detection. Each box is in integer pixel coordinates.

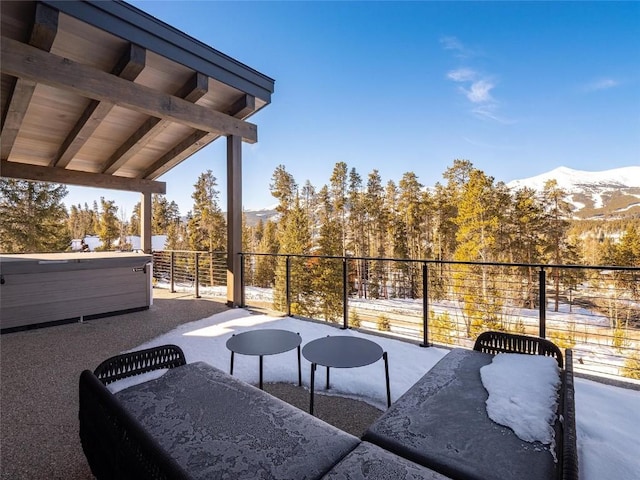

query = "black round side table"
[
  {"left": 226, "top": 329, "right": 302, "bottom": 389},
  {"left": 302, "top": 335, "right": 390, "bottom": 415}
]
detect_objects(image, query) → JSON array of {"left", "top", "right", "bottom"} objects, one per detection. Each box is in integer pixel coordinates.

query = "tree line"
[{"left": 1, "top": 160, "right": 638, "bottom": 269}]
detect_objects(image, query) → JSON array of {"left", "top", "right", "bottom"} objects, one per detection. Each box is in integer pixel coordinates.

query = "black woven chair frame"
[
  {"left": 560, "top": 349, "right": 579, "bottom": 480},
  {"left": 473, "top": 331, "right": 563, "bottom": 368},
  {"left": 79, "top": 370, "right": 190, "bottom": 480},
  {"left": 93, "top": 344, "right": 186, "bottom": 385}
]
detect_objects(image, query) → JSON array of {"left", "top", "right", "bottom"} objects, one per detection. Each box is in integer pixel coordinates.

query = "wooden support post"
[
  {"left": 226, "top": 135, "right": 242, "bottom": 307},
  {"left": 140, "top": 191, "right": 152, "bottom": 254}
]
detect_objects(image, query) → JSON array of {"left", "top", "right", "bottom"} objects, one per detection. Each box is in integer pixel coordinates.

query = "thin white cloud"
[
  {"left": 440, "top": 36, "right": 464, "bottom": 52},
  {"left": 583, "top": 78, "right": 620, "bottom": 92},
  {"left": 447, "top": 68, "right": 477, "bottom": 82},
  {"left": 463, "top": 80, "right": 495, "bottom": 103},
  {"left": 439, "top": 36, "right": 475, "bottom": 59},
  {"left": 471, "top": 105, "right": 513, "bottom": 125},
  {"left": 441, "top": 36, "right": 509, "bottom": 123}
]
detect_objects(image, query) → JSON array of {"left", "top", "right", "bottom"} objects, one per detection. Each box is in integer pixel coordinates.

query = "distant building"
[
  {"left": 71, "top": 235, "right": 167, "bottom": 252},
  {"left": 113, "top": 235, "right": 168, "bottom": 251},
  {"left": 70, "top": 236, "right": 102, "bottom": 252}
]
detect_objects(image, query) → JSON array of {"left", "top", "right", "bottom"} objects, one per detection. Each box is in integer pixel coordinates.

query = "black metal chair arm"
[{"left": 93, "top": 344, "right": 186, "bottom": 385}]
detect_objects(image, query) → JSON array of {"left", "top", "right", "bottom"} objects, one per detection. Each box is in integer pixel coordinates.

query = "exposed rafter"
[
  {"left": 0, "top": 3, "right": 58, "bottom": 160},
  {"left": 1, "top": 37, "right": 259, "bottom": 143},
  {"left": 142, "top": 93, "right": 256, "bottom": 180},
  {"left": 102, "top": 72, "right": 208, "bottom": 175},
  {"left": 51, "top": 44, "right": 146, "bottom": 168}
]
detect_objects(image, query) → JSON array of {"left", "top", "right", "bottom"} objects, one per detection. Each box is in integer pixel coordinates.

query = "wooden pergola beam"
[
  {"left": 1, "top": 4, "right": 58, "bottom": 160},
  {"left": 142, "top": 93, "right": 256, "bottom": 180},
  {"left": 102, "top": 72, "right": 208, "bottom": 175},
  {"left": 1, "top": 37, "right": 258, "bottom": 143},
  {"left": 227, "top": 93, "right": 256, "bottom": 119},
  {"left": 52, "top": 44, "right": 147, "bottom": 168},
  {"left": 0, "top": 160, "right": 166, "bottom": 195}
]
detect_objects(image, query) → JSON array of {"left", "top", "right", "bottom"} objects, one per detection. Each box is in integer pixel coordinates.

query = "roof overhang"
[{"left": 1, "top": 0, "right": 274, "bottom": 195}]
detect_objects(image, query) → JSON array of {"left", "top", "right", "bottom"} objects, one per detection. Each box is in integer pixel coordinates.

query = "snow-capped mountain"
[{"left": 507, "top": 166, "right": 640, "bottom": 219}]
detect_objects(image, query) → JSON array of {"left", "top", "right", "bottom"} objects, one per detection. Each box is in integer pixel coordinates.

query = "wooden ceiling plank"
[
  {"left": 1, "top": 4, "right": 58, "bottom": 160},
  {"left": 141, "top": 130, "right": 213, "bottom": 180},
  {"left": 51, "top": 44, "right": 147, "bottom": 168},
  {"left": 102, "top": 72, "right": 208, "bottom": 174},
  {"left": 0, "top": 160, "right": 165, "bottom": 195},
  {"left": 1, "top": 37, "right": 258, "bottom": 143},
  {"left": 141, "top": 92, "right": 255, "bottom": 180}
]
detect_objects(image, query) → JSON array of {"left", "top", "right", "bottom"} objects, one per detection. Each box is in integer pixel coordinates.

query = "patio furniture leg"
[
  {"left": 310, "top": 363, "right": 316, "bottom": 415},
  {"left": 230, "top": 351, "right": 234, "bottom": 376},
  {"left": 259, "top": 355, "right": 263, "bottom": 390},
  {"left": 326, "top": 366, "right": 330, "bottom": 390},
  {"left": 383, "top": 351, "right": 391, "bottom": 408},
  {"left": 297, "top": 345, "right": 302, "bottom": 386}
]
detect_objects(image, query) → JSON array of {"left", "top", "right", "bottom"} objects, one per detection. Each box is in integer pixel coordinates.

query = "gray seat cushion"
[
  {"left": 322, "top": 442, "right": 452, "bottom": 480},
  {"left": 115, "top": 361, "right": 359, "bottom": 480},
  {"left": 363, "top": 349, "right": 558, "bottom": 480}
]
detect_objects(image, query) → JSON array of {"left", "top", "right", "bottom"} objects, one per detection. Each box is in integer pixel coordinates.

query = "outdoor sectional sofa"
[
  {"left": 79, "top": 345, "right": 449, "bottom": 480},
  {"left": 364, "top": 332, "right": 579, "bottom": 480},
  {"left": 78, "top": 332, "right": 578, "bottom": 480}
]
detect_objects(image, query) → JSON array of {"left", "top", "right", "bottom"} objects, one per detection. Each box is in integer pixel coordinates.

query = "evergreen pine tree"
[
  {"left": 329, "top": 162, "right": 348, "bottom": 255},
  {"left": 312, "top": 186, "right": 344, "bottom": 322},
  {"left": 129, "top": 202, "right": 141, "bottom": 236},
  {"left": 398, "top": 172, "right": 426, "bottom": 297},
  {"left": 188, "top": 171, "right": 226, "bottom": 286},
  {"left": 97, "top": 197, "right": 119, "bottom": 250},
  {"left": 0, "top": 179, "right": 70, "bottom": 253},
  {"left": 347, "top": 168, "right": 367, "bottom": 297},
  {"left": 188, "top": 171, "right": 226, "bottom": 252},
  {"left": 68, "top": 204, "right": 83, "bottom": 240},
  {"left": 540, "top": 179, "right": 573, "bottom": 312},
  {"left": 452, "top": 168, "right": 502, "bottom": 336},
  {"left": 166, "top": 216, "right": 187, "bottom": 250},
  {"left": 270, "top": 165, "right": 297, "bottom": 215},
  {"left": 273, "top": 197, "right": 312, "bottom": 314},
  {"left": 509, "top": 187, "right": 546, "bottom": 307},
  {"left": 364, "top": 170, "right": 387, "bottom": 299},
  {"left": 255, "top": 220, "right": 279, "bottom": 287}
]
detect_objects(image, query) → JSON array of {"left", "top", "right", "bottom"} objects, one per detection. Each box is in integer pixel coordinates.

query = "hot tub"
[{"left": 0, "top": 252, "right": 152, "bottom": 332}]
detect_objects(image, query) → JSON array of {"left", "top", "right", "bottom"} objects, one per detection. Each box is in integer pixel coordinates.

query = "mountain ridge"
[{"left": 506, "top": 166, "right": 640, "bottom": 219}]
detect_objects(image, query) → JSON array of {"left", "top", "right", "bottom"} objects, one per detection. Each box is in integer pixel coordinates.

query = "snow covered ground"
[
  {"left": 159, "top": 281, "right": 640, "bottom": 380},
  {"left": 110, "top": 308, "right": 640, "bottom": 480}
]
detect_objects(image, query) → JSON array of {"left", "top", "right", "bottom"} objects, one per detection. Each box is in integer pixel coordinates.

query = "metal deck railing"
[{"left": 152, "top": 250, "right": 640, "bottom": 383}]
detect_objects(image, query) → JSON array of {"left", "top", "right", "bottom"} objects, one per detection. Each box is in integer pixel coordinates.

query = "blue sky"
[{"left": 65, "top": 1, "right": 640, "bottom": 217}]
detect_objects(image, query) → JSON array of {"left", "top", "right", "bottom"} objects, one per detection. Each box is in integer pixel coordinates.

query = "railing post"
[
  {"left": 240, "top": 253, "right": 245, "bottom": 308},
  {"left": 170, "top": 251, "right": 175, "bottom": 293},
  {"left": 342, "top": 257, "right": 348, "bottom": 329},
  {"left": 194, "top": 252, "right": 200, "bottom": 298},
  {"left": 286, "top": 255, "right": 291, "bottom": 316},
  {"left": 539, "top": 268, "right": 546, "bottom": 338},
  {"left": 421, "top": 262, "right": 429, "bottom": 347}
]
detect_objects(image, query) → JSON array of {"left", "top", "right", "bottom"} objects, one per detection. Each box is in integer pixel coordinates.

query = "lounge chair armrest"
[
  {"left": 79, "top": 369, "right": 190, "bottom": 479},
  {"left": 561, "top": 349, "right": 579, "bottom": 480},
  {"left": 93, "top": 344, "right": 186, "bottom": 385},
  {"left": 473, "top": 331, "right": 563, "bottom": 368}
]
